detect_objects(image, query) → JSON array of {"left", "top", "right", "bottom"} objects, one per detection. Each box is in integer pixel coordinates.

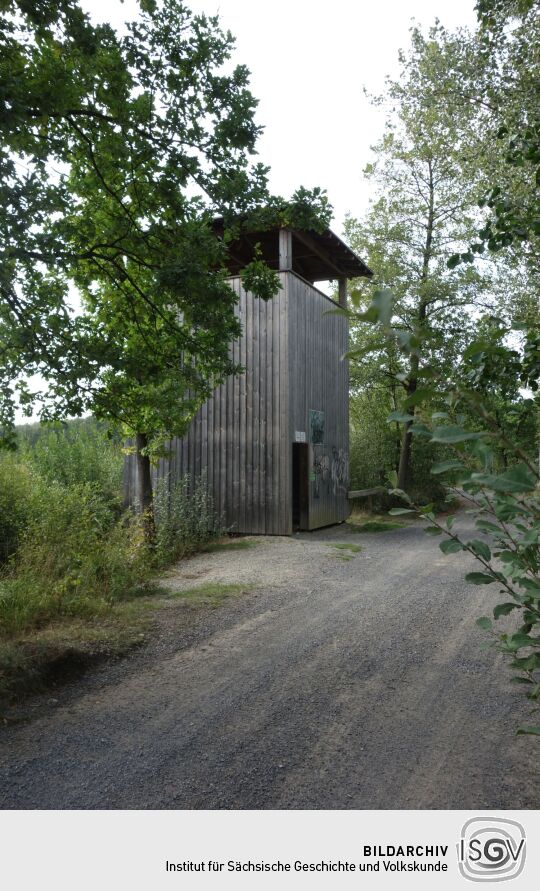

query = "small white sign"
[{"left": 294, "top": 431, "right": 307, "bottom": 443}]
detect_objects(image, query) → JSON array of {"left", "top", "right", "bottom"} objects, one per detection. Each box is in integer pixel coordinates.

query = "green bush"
[
  {"left": 390, "top": 328, "right": 540, "bottom": 735},
  {"left": 0, "top": 456, "right": 37, "bottom": 563},
  {"left": 18, "top": 418, "right": 123, "bottom": 505},
  {"left": 349, "top": 392, "right": 397, "bottom": 491},
  {"left": 0, "top": 478, "right": 148, "bottom": 635},
  {"left": 349, "top": 391, "right": 448, "bottom": 510},
  {"left": 407, "top": 437, "right": 448, "bottom": 509},
  {"left": 154, "top": 473, "right": 223, "bottom": 566},
  {"left": 0, "top": 424, "right": 224, "bottom": 642}
]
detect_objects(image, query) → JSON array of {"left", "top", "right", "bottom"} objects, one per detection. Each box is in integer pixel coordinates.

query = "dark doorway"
[{"left": 292, "top": 443, "right": 309, "bottom": 531}]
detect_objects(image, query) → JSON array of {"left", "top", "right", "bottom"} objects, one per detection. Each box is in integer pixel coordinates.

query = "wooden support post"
[
  {"left": 279, "top": 228, "right": 293, "bottom": 271},
  {"left": 338, "top": 277, "right": 347, "bottom": 308}
]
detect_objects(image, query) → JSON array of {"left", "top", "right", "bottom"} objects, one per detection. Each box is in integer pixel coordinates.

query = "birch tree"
[{"left": 346, "top": 24, "right": 497, "bottom": 491}]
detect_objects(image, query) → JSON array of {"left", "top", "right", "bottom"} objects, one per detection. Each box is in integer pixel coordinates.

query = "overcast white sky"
[{"left": 84, "top": 0, "right": 479, "bottom": 232}]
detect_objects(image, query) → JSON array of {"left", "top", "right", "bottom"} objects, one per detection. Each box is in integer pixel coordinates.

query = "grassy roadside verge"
[
  {"left": 346, "top": 495, "right": 461, "bottom": 533},
  {"left": 0, "top": 577, "right": 254, "bottom": 707},
  {"left": 346, "top": 510, "right": 409, "bottom": 533},
  {"left": 0, "top": 420, "right": 256, "bottom": 709}
]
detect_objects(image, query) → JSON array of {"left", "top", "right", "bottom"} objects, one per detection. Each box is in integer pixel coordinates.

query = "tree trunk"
[
  {"left": 397, "top": 158, "right": 435, "bottom": 492},
  {"left": 397, "top": 419, "right": 414, "bottom": 490},
  {"left": 397, "top": 356, "right": 418, "bottom": 490},
  {"left": 135, "top": 432, "right": 155, "bottom": 543}
]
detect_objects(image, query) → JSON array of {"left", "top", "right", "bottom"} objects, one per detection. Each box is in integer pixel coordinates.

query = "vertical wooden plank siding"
[
  {"left": 245, "top": 281, "right": 254, "bottom": 530},
  {"left": 278, "top": 272, "right": 291, "bottom": 534},
  {"left": 123, "top": 271, "right": 347, "bottom": 533},
  {"left": 258, "top": 286, "right": 267, "bottom": 533},
  {"left": 251, "top": 288, "right": 261, "bottom": 531},
  {"left": 126, "top": 276, "right": 290, "bottom": 534},
  {"left": 287, "top": 274, "right": 349, "bottom": 529}
]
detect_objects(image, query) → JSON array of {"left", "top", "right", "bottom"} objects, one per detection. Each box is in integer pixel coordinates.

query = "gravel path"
[{"left": 0, "top": 517, "right": 537, "bottom": 809}]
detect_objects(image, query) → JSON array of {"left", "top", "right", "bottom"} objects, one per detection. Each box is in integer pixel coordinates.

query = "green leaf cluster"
[{"left": 0, "top": 1, "right": 330, "bottom": 466}]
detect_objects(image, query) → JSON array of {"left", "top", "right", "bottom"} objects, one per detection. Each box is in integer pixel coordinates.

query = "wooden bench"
[{"left": 348, "top": 486, "right": 386, "bottom": 512}]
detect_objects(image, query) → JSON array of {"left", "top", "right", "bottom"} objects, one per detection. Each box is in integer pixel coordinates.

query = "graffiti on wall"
[
  {"left": 330, "top": 447, "right": 349, "bottom": 495},
  {"left": 312, "top": 446, "right": 348, "bottom": 498},
  {"left": 312, "top": 451, "right": 330, "bottom": 498}
]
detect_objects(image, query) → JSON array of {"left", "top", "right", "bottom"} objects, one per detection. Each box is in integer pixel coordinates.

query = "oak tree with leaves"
[{"left": 0, "top": 0, "right": 330, "bottom": 530}]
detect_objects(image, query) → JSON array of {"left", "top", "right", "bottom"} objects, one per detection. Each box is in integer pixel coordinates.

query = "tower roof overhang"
[{"left": 213, "top": 220, "right": 372, "bottom": 282}]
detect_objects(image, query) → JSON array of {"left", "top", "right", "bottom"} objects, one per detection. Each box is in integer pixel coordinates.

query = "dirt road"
[{"left": 0, "top": 518, "right": 537, "bottom": 809}]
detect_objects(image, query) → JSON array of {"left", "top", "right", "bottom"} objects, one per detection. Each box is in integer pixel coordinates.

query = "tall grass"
[
  {"left": 154, "top": 472, "right": 224, "bottom": 565},
  {"left": 0, "top": 468, "right": 148, "bottom": 636},
  {"left": 18, "top": 418, "right": 123, "bottom": 505},
  {"left": 0, "top": 456, "right": 36, "bottom": 563},
  {"left": 0, "top": 420, "right": 222, "bottom": 640}
]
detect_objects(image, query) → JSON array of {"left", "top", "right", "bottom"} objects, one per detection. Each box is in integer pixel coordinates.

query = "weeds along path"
[{"left": 0, "top": 518, "right": 538, "bottom": 809}]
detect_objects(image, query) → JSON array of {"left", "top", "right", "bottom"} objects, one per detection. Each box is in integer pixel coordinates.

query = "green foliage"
[
  {"left": 356, "top": 96, "right": 540, "bottom": 726},
  {"left": 0, "top": 456, "right": 36, "bottom": 562},
  {"left": 169, "top": 582, "right": 251, "bottom": 607},
  {"left": 244, "top": 186, "right": 332, "bottom": 234},
  {"left": 349, "top": 390, "right": 398, "bottom": 491},
  {"left": 240, "top": 250, "right": 282, "bottom": 303},
  {"left": 516, "top": 726, "right": 540, "bottom": 737},
  {"left": 381, "top": 321, "right": 540, "bottom": 729},
  {"left": 349, "top": 519, "right": 406, "bottom": 532},
  {"left": 153, "top": 473, "right": 223, "bottom": 566},
  {"left": 330, "top": 543, "right": 362, "bottom": 552},
  {"left": 0, "top": 421, "right": 224, "bottom": 642},
  {"left": 447, "top": 4, "right": 540, "bottom": 290},
  {"left": 0, "top": 0, "right": 329, "bottom": 467},
  {"left": 345, "top": 0, "right": 540, "bottom": 734},
  {"left": 18, "top": 418, "right": 123, "bottom": 503},
  {"left": 0, "top": 478, "right": 149, "bottom": 635},
  {"left": 476, "top": 616, "right": 493, "bottom": 629},
  {"left": 476, "top": 0, "right": 536, "bottom": 22},
  {"left": 347, "top": 11, "right": 540, "bottom": 507},
  {"left": 345, "top": 23, "right": 499, "bottom": 496},
  {"left": 349, "top": 388, "right": 447, "bottom": 508}
]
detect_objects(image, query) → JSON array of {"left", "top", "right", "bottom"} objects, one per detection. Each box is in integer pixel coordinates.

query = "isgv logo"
[{"left": 458, "top": 817, "right": 526, "bottom": 882}]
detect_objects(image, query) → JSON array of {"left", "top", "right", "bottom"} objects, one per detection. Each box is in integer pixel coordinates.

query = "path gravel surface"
[{"left": 0, "top": 517, "right": 537, "bottom": 809}]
